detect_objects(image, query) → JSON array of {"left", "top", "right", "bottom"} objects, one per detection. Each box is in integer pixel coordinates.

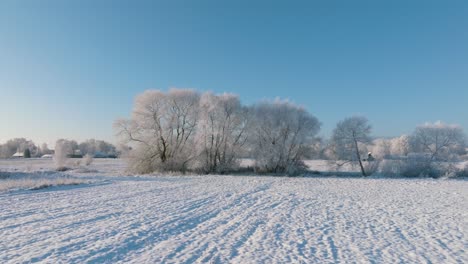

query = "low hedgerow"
[
  {"left": 0, "top": 173, "right": 86, "bottom": 192},
  {"left": 379, "top": 158, "right": 467, "bottom": 178}
]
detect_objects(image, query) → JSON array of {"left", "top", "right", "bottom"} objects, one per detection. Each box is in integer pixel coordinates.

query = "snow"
[{"left": 0, "top": 159, "right": 466, "bottom": 263}]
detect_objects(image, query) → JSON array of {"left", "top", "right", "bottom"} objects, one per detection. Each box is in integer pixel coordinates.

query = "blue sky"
[{"left": 1, "top": 0, "right": 467, "bottom": 145}]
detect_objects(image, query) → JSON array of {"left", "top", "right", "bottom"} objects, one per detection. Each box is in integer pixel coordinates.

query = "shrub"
[
  {"left": 54, "top": 140, "right": 69, "bottom": 170},
  {"left": 399, "top": 158, "right": 434, "bottom": 177},
  {"left": 379, "top": 157, "right": 464, "bottom": 178},
  {"left": 363, "top": 160, "right": 380, "bottom": 176},
  {"left": 83, "top": 154, "right": 94, "bottom": 166},
  {"left": 457, "top": 163, "right": 468, "bottom": 178}
]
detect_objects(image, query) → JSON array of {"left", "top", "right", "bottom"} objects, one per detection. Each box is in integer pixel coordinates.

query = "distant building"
[{"left": 12, "top": 152, "right": 24, "bottom": 158}]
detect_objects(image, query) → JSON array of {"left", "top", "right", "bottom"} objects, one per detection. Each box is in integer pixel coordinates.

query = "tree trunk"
[{"left": 354, "top": 138, "right": 367, "bottom": 176}]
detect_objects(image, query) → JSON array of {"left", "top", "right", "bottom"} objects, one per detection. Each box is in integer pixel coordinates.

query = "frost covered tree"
[
  {"left": 78, "top": 139, "right": 117, "bottom": 157},
  {"left": 0, "top": 138, "right": 40, "bottom": 158},
  {"left": 196, "top": 93, "right": 250, "bottom": 173},
  {"left": 249, "top": 100, "right": 320, "bottom": 175},
  {"left": 367, "top": 135, "right": 410, "bottom": 160},
  {"left": 369, "top": 138, "right": 391, "bottom": 160},
  {"left": 78, "top": 140, "right": 96, "bottom": 156},
  {"left": 410, "top": 121, "right": 466, "bottom": 161},
  {"left": 54, "top": 139, "right": 78, "bottom": 157},
  {"left": 115, "top": 89, "right": 201, "bottom": 173},
  {"left": 390, "top": 135, "right": 410, "bottom": 157},
  {"left": 330, "top": 116, "right": 372, "bottom": 176},
  {"left": 54, "top": 139, "right": 71, "bottom": 169}
]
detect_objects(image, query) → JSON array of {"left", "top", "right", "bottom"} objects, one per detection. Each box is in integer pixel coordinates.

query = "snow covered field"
[{"left": 0, "top": 159, "right": 466, "bottom": 263}]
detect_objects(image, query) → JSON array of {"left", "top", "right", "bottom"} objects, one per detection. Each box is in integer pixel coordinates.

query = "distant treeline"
[{"left": 0, "top": 138, "right": 119, "bottom": 159}]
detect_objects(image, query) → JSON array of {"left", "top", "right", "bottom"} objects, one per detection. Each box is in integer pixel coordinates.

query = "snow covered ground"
[{"left": 0, "top": 159, "right": 466, "bottom": 263}]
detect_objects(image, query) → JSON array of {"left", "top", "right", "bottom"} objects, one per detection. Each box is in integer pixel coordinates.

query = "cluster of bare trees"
[
  {"left": 115, "top": 88, "right": 466, "bottom": 177},
  {"left": 326, "top": 117, "right": 466, "bottom": 177},
  {"left": 53, "top": 139, "right": 118, "bottom": 170},
  {"left": 0, "top": 138, "right": 50, "bottom": 158},
  {"left": 115, "top": 89, "right": 321, "bottom": 175},
  {"left": 409, "top": 122, "right": 465, "bottom": 161},
  {"left": 0, "top": 138, "right": 118, "bottom": 160},
  {"left": 391, "top": 122, "right": 466, "bottom": 177},
  {"left": 3, "top": 88, "right": 465, "bottom": 178}
]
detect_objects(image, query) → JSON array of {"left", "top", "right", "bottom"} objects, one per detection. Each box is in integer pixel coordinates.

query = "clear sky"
[{"left": 1, "top": 0, "right": 467, "bottom": 145}]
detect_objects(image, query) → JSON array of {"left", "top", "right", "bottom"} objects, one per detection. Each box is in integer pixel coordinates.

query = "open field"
[{"left": 0, "top": 159, "right": 466, "bottom": 263}]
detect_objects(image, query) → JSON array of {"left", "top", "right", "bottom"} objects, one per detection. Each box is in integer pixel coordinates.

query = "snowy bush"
[
  {"left": 363, "top": 160, "right": 380, "bottom": 176},
  {"left": 390, "top": 135, "right": 410, "bottom": 157},
  {"left": 399, "top": 158, "right": 434, "bottom": 177},
  {"left": 440, "top": 163, "right": 463, "bottom": 178},
  {"left": 0, "top": 176, "right": 85, "bottom": 192},
  {"left": 54, "top": 140, "right": 70, "bottom": 171},
  {"left": 457, "top": 163, "right": 468, "bottom": 178},
  {"left": 436, "top": 163, "right": 468, "bottom": 178},
  {"left": 83, "top": 154, "right": 94, "bottom": 166},
  {"left": 369, "top": 139, "right": 391, "bottom": 160},
  {"left": 124, "top": 146, "right": 158, "bottom": 174},
  {"left": 378, "top": 157, "right": 461, "bottom": 178},
  {"left": 249, "top": 99, "right": 320, "bottom": 175},
  {"left": 379, "top": 160, "right": 400, "bottom": 176}
]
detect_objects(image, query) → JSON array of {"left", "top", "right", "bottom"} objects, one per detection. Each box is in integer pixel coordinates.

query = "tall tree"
[
  {"left": 196, "top": 92, "right": 250, "bottom": 173},
  {"left": 331, "top": 116, "right": 372, "bottom": 176},
  {"left": 115, "top": 88, "right": 200, "bottom": 173}
]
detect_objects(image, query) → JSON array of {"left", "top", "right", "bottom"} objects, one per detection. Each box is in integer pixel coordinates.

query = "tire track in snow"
[{"left": 140, "top": 182, "right": 274, "bottom": 263}]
